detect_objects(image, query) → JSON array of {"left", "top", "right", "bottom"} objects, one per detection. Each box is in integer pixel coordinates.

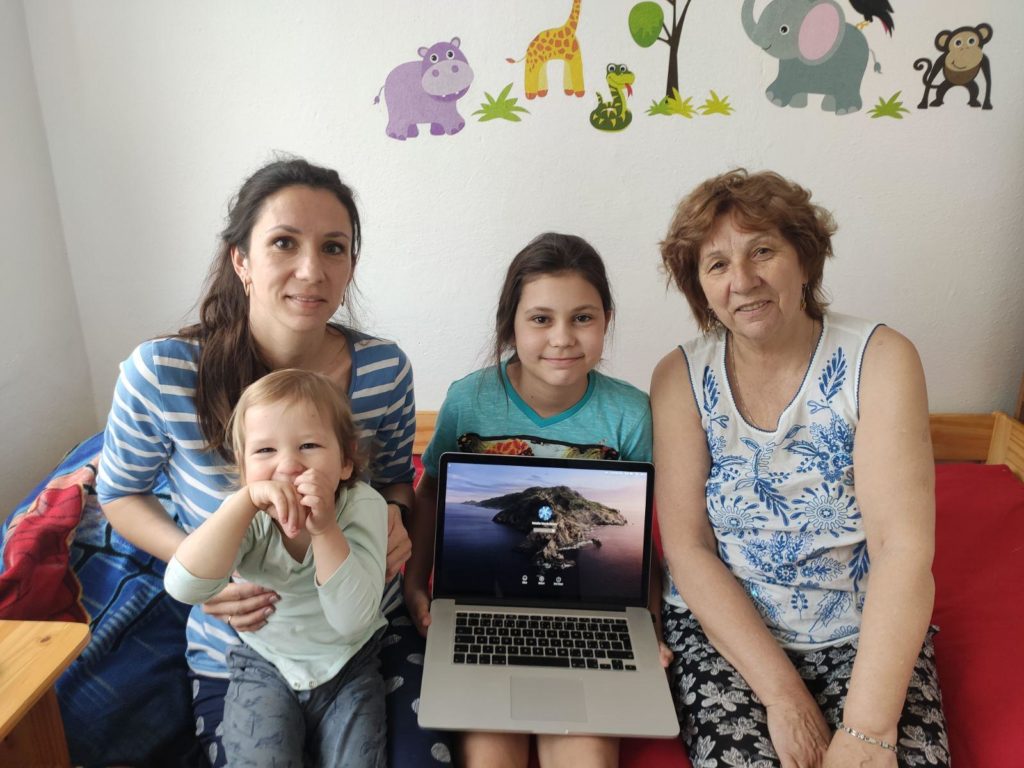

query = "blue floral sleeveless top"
[{"left": 663, "top": 313, "right": 882, "bottom": 650}]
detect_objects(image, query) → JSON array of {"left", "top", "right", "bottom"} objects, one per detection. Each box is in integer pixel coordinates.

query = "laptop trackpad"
[{"left": 510, "top": 677, "right": 587, "bottom": 722}]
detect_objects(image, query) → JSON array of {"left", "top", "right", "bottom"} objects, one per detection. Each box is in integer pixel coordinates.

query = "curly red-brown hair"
[{"left": 660, "top": 169, "right": 837, "bottom": 332}]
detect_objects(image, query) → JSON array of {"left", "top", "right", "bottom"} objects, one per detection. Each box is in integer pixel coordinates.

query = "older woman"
[
  {"left": 96, "top": 157, "right": 451, "bottom": 767},
  {"left": 652, "top": 170, "right": 948, "bottom": 767}
]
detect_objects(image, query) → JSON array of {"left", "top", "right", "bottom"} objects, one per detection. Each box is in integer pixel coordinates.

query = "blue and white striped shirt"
[{"left": 96, "top": 326, "right": 415, "bottom": 677}]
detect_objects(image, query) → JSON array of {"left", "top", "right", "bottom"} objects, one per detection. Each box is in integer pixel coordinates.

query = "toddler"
[{"left": 165, "top": 368, "right": 387, "bottom": 767}]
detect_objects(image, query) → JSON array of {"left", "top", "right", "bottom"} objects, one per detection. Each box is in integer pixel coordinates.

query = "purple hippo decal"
[{"left": 374, "top": 38, "right": 474, "bottom": 140}]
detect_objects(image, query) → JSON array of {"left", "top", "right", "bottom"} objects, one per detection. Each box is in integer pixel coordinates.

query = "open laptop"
[{"left": 418, "top": 452, "right": 679, "bottom": 738}]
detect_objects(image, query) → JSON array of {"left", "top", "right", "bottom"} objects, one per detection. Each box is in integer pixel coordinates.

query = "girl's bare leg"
[
  {"left": 459, "top": 731, "right": 530, "bottom": 768},
  {"left": 537, "top": 734, "right": 619, "bottom": 768}
]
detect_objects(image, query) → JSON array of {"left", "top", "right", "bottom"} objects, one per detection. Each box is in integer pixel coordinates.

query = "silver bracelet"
[{"left": 837, "top": 722, "right": 898, "bottom": 754}]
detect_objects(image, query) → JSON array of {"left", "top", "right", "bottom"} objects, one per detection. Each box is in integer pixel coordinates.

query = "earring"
[
  {"left": 243, "top": 279, "right": 251, "bottom": 298},
  {"left": 800, "top": 283, "right": 808, "bottom": 311}
]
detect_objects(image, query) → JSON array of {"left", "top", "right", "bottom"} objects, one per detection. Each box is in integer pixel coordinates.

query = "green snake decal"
[{"left": 589, "top": 63, "right": 635, "bottom": 131}]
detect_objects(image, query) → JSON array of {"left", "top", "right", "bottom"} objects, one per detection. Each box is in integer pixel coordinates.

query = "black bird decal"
[{"left": 848, "top": 0, "right": 894, "bottom": 35}]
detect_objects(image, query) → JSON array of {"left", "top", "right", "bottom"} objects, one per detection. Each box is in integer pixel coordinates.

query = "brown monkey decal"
[{"left": 914, "top": 24, "right": 993, "bottom": 110}]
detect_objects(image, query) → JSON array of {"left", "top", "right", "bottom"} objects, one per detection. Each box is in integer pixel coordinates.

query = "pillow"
[
  {"left": 932, "top": 463, "right": 1024, "bottom": 767},
  {"left": 0, "top": 433, "right": 99, "bottom": 621}
]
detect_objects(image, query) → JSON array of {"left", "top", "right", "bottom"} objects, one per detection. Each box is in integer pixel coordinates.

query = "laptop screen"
[{"left": 433, "top": 453, "right": 653, "bottom": 610}]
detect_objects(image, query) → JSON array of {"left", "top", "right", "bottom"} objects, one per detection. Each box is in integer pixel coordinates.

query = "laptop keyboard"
[{"left": 453, "top": 611, "right": 637, "bottom": 671}]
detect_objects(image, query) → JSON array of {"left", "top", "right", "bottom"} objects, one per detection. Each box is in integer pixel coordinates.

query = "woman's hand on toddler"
[{"left": 203, "top": 581, "right": 279, "bottom": 632}]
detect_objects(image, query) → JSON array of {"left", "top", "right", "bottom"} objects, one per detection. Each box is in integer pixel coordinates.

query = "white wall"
[
  {"left": 0, "top": 0, "right": 96, "bottom": 513},
  {"left": 19, "top": 1, "right": 1024, "bottom": 442}
]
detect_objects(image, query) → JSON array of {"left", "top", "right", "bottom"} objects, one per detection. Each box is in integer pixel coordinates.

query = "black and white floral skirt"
[{"left": 661, "top": 604, "right": 950, "bottom": 767}]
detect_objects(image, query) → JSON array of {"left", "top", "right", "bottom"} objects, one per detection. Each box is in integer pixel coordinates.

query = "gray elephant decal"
[{"left": 742, "top": 0, "right": 878, "bottom": 115}]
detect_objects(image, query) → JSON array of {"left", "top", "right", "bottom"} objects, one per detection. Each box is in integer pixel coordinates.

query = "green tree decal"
[{"left": 629, "top": 0, "right": 695, "bottom": 98}]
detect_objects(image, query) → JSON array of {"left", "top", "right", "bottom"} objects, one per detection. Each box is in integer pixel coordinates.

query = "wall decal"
[
  {"left": 590, "top": 63, "right": 635, "bottom": 130},
  {"left": 847, "top": 0, "right": 894, "bottom": 34},
  {"left": 506, "top": 0, "right": 584, "bottom": 100},
  {"left": 914, "top": 24, "right": 993, "bottom": 110},
  {"left": 375, "top": 38, "right": 474, "bottom": 140},
  {"left": 647, "top": 88, "right": 696, "bottom": 118},
  {"left": 741, "top": 0, "right": 878, "bottom": 116},
  {"left": 646, "top": 88, "right": 734, "bottom": 118},
  {"left": 473, "top": 84, "right": 530, "bottom": 122},
  {"left": 868, "top": 91, "right": 910, "bottom": 118},
  {"left": 699, "top": 91, "right": 735, "bottom": 115},
  {"left": 628, "top": 1, "right": 695, "bottom": 100}
]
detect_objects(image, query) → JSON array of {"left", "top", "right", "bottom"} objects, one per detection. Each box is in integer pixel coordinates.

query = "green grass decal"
[
  {"left": 868, "top": 91, "right": 910, "bottom": 119},
  {"left": 647, "top": 88, "right": 697, "bottom": 118},
  {"left": 473, "top": 84, "right": 530, "bottom": 122},
  {"left": 699, "top": 91, "right": 734, "bottom": 116}
]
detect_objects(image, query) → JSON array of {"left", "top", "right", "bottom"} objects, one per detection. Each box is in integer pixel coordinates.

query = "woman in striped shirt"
[{"left": 97, "top": 157, "right": 449, "bottom": 767}]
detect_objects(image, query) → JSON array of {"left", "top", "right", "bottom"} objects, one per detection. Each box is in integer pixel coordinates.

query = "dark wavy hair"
[
  {"left": 177, "top": 156, "right": 362, "bottom": 458},
  {"left": 660, "top": 168, "right": 836, "bottom": 332}
]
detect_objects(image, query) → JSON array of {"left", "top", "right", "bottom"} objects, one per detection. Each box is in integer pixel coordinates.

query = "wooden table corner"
[{"left": 0, "top": 619, "right": 91, "bottom": 767}]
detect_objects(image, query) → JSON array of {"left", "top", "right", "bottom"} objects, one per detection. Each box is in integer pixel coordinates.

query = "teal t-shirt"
[{"left": 422, "top": 363, "right": 652, "bottom": 477}]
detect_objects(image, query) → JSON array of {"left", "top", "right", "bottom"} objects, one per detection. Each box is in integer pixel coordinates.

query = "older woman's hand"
[
  {"left": 202, "top": 580, "right": 279, "bottom": 632},
  {"left": 822, "top": 729, "right": 899, "bottom": 768},
  {"left": 766, "top": 697, "right": 831, "bottom": 768}
]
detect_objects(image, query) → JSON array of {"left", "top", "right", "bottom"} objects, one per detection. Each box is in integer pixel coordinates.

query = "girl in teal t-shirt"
[{"left": 406, "top": 232, "right": 668, "bottom": 768}]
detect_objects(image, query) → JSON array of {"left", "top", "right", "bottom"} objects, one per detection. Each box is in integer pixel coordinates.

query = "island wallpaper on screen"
[{"left": 437, "top": 463, "right": 649, "bottom": 605}]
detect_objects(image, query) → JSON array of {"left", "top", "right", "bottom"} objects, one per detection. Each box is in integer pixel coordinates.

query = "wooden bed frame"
[
  {"left": 930, "top": 411, "right": 1024, "bottom": 480},
  {"left": 414, "top": 404, "right": 1024, "bottom": 482}
]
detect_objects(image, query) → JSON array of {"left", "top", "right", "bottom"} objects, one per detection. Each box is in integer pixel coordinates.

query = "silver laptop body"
[{"left": 418, "top": 452, "right": 679, "bottom": 738}]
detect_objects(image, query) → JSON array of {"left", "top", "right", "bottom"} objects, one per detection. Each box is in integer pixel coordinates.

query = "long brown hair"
[{"left": 178, "top": 157, "right": 362, "bottom": 459}]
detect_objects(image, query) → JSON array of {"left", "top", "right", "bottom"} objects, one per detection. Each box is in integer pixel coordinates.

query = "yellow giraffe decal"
[{"left": 507, "top": 0, "right": 585, "bottom": 100}]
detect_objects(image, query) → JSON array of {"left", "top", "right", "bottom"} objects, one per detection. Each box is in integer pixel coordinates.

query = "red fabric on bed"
[
  {"left": 931, "top": 463, "right": 1024, "bottom": 767},
  {"left": 621, "top": 735, "right": 689, "bottom": 765},
  {"left": 0, "top": 464, "right": 92, "bottom": 622}
]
